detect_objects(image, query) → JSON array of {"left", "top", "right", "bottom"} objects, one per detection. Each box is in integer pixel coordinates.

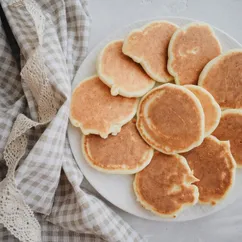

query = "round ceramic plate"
[{"left": 68, "top": 17, "right": 242, "bottom": 221}]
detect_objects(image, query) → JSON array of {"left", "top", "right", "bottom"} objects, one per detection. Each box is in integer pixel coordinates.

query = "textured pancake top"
[
  {"left": 123, "top": 21, "right": 178, "bottom": 82},
  {"left": 183, "top": 136, "right": 236, "bottom": 204},
  {"left": 82, "top": 120, "right": 153, "bottom": 173},
  {"left": 199, "top": 50, "right": 242, "bottom": 109},
  {"left": 185, "top": 85, "right": 221, "bottom": 137},
  {"left": 97, "top": 40, "right": 155, "bottom": 97},
  {"left": 137, "top": 83, "right": 204, "bottom": 154},
  {"left": 212, "top": 109, "right": 242, "bottom": 167},
  {"left": 168, "top": 23, "right": 221, "bottom": 85},
  {"left": 134, "top": 152, "right": 198, "bottom": 217},
  {"left": 70, "top": 76, "right": 138, "bottom": 138}
]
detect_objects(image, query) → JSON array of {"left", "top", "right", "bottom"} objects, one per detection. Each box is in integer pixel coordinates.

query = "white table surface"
[{"left": 82, "top": 1, "right": 242, "bottom": 241}]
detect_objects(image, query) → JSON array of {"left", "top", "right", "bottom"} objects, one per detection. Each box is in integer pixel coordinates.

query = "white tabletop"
[{"left": 84, "top": 1, "right": 242, "bottom": 241}]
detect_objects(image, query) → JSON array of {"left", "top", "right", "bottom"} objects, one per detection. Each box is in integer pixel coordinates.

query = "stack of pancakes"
[{"left": 70, "top": 21, "right": 242, "bottom": 218}]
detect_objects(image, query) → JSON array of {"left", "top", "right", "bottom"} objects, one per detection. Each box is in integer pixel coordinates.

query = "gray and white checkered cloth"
[{"left": 0, "top": 0, "right": 143, "bottom": 241}]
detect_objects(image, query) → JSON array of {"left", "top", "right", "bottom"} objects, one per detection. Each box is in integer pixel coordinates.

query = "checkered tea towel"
[{"left": 0, "top": 0, "right": 144, "bottom": 241}]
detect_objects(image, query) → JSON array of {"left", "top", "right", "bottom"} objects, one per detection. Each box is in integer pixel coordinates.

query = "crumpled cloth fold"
[{"left": 0, "top": 0, "right": 143, "bottom": 241}]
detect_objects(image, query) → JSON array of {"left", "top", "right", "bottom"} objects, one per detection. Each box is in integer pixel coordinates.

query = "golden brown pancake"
[
  {"left": 134, "top": 152, "right": 199, "bottom": 218},
  {"left": 122, "top": 21, "right": 178, "bottom": 83},
  {"left": 136, "top": 83, "right": 205, "bottom": 154},
  {"left": 185, "top": 85, "right": 221, "bottom": 137},
  {"left": 70, "top": 76, "right": 138, "bottom": 138},
  {"left": 183, "top": 136, "right": 236, "bottom": 205},
  {"left": 198, "top": 49, "right": 242, "bottom": 109},
  {"left": 82, "top": 120, "right": 154, "bottom": 174},
  {"left": 97, "top": 40, "right": 155, "bottom": 98},
  {"left": 168, "top": 22, "right": 221, "bottom": 85},
  {"left": 212, "top": 109, "right": 242, "bottom": 167}
]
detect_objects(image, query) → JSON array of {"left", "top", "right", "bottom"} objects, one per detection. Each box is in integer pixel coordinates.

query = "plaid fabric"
[{"left": 0, "top": 0, "right": 144, "bottom": 241}]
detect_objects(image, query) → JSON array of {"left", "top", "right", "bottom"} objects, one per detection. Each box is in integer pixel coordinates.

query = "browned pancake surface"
[
  {"left": 70, "top": 76, "right": 137, "bottom": 137},
  {"left": 82, "top": 121, "right": 153, "bottom": 173},
  {"left": 185, "top": 85, "right": 221, "bottom": 136},
  {"left": 183, "top": 136, "right": 236, "bottom": 204},
  {"left": 123, "top": 21, "right": 178, "bottom": 82},
  {"left": 98, "top": 40, "right": 154, "bottom": 97},
  {"left": 199, "top": 51, "right": 242, "bottom": 109},
  {"left": 168, "top": 23, "right": 221, "bottom": 85},
  {"left": 213, "top": 110, "right": 242, "bottom": 167},
  {"left": 137, "top": 84, "right": 204, "bottom": 154},
  {"left": 134, "top": 152, "right": 198, "bottom": 217}
]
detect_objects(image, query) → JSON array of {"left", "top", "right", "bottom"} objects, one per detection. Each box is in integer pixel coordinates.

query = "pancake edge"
[
  {"left": 133, "top": 154, "right": 199, "bottom": 218},
  {"left": 198, "top": 49, "right": 242, "bottom": 109},
  {"left": 122, "top": 21, "right": 179, "bottom": 83},
  {"left": 167, "top": 22, "right": 222, "bottom": 85},
  {"left": 194, "top": 135, "right": 237, "bottom": 205},
  {"left": 185, "top": 85, "right": 221, "bottom": 137},
  {"left": 136, "top": 83, "right": 205, "bottom": 154},
  {"left": 69, "top": 75, "right": 139, "bottom": 139},
  {"left": 81, "top": 134, "right": 154, "bottom": 174},
  {"left": 97, "top": 39, "right": 155, "bottom": 98},
  {"left": 219, "top": 109, "right": 242, "bottom": 168}
]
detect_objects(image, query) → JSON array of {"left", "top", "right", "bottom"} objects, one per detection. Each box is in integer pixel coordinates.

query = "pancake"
[
  {"left": 97, "top": 40, "right": 155, "bottom": 98},
  {"left": 185, "top": 85, "right": 221, "bottom": 137},
  {"left": 70, "top": 76, "right": 138, "bottom": 138},
  {"left": 122, "top": 21, "right": 178, "bottom": 83},
  {"left": 134, "top": 152, "right": 199, "bottom": 218},
  {"left": 136, "top": 83, "right": 205, "bottom": 154},
  {"left": 168, "top": 22, "right": 221, "bottom": 85},
  {"left": 182, "top": 136, "right": 236, "bottom": 205},
  {"left": 198, "top": 49, "right": 242, "bottom": 109},
  {"left": 82, "top": 120, "right": 154, "bottom": 174},
  {"left": 212, "top": 109, "right": 242, "bottom": 167}
]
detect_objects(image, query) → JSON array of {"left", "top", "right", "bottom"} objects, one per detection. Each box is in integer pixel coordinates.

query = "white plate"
[{"left": 68, "top": 17, "right": 242, "bottom": 221}]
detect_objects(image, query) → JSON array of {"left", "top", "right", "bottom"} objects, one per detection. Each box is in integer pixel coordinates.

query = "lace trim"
[{"left": 0, "top": 0, "right": 57, "bottom": 241}]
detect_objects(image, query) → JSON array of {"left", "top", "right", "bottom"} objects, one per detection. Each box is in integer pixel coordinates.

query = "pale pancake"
[
  {"left": 70, "top": 76, "right": 138, "bottom": 138},
  {"left": 198, "top": 49, "right": 242, "bottom": 109},
  {"left": 185, "top": 85, "right": 221, "bottom": 137},
  {"left": 136, "top": 83, "right": 205, "bottom": 154},
  {"left": 212, "top": 109, "right": 242, "bottom": 167},
  {"left": 168, "top": 22, "right": 221, "bottom": 85},
  {"left": 134, "top": 152, "right": 199, "bottom": 218},
  {"left": 97, "top": 40, "right": 155, "bottom": 98},
  {"left": 82, "top": 120, "right": 154, "bottom": 174},
  {"left": 122, "top": 21, "right": 178, "bottom": 83},
  {"left": 183, "top": 136, "right": 236, "bottom": 205}
]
